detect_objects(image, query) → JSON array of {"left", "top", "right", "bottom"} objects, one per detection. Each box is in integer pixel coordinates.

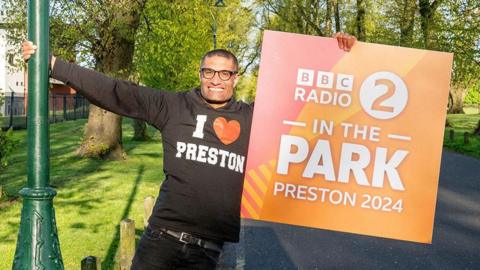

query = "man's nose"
[{"left": 211, "top": 73, "right": 222, "bottom": 84}]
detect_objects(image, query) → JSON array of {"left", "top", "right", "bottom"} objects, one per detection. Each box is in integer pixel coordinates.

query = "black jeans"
[{"left": 131, "top": 228, "right": 222, "bottom": 270}]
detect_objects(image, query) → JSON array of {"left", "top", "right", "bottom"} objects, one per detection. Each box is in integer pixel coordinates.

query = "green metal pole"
[{"left": 12, "top": 0, "right": 64, "bottom": 269}]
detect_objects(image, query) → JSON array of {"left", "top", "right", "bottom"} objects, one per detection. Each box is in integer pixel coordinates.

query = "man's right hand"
[{"left": 22, "top": 40, "right": 56, "bottom": 69}]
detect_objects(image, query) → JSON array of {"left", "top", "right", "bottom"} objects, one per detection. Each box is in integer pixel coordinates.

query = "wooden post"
[
  {"left": 81, "top": 256, "right": 101, "bottom": 270},
  {"left": 120, "top": 219, "right": 135, "bottom": 270},
  {"left": 464, "top": 132, "right": 469, "bottom": 144},
  {"left": 449, "top": 129, "right": 454, "bottom": 141},
  {"left": 144, "top": 196, "right": 155, "bottom": 228}
]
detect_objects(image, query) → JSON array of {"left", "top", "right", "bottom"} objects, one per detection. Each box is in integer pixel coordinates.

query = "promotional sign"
[{"left": 241, "top": 30, "right": 453, "bottom": 243}]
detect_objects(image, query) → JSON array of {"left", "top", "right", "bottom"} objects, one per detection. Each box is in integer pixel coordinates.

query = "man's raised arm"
[{"left": 22, "top": 41, "right": 171, "bottom": 128}]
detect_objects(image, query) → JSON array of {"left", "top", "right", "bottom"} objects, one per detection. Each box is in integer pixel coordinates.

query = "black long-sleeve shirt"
[{"left": 52, "top": 59, "right": 254, "bottom": 242}]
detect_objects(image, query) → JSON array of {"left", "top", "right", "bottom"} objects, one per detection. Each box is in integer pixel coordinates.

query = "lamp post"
[
  {"left": 210, "top": 0, "right": 225, "bottom": 49},
  {"left": 12, "top": 0, "right": 64, "bottom": 269}
]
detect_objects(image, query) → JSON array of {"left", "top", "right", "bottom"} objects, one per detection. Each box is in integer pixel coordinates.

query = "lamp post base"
[{"left": 13, "top": 187, "right": 64, "bottom": 270}]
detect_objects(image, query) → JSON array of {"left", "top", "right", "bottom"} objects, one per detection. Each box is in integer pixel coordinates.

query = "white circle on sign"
[{"left": 359, "top": 71, "right": 408, "bottom": 120}]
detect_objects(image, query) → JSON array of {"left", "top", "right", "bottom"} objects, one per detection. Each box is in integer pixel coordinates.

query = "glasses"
[{"left": 200, "top": 68, "right": 238, "bottom": 81}]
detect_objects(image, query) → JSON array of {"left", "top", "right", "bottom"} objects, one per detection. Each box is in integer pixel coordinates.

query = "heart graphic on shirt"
[{"left": 213, "top": 117, "right": 241, "bottom": 145}]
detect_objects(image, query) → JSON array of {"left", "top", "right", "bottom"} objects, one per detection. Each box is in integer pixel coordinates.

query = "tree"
[
  {"left": 258, "top": 0, "right": 334, "bottom": 36},
  {"left": 132, "top": 0, "right": 255, "bottom": 138},
  {"left": 134, "top": 1, "right": 212, "bottom": 92},
  {"left": 436, "top": 1, "right": 480, "bottom": 113},
  {"left": 418, "top": 0, "right": 443, "bottom": 49},
  {"left": 356, "top": 0, "right": 366, "bottom": 41},
  {"left": 5, "top": 0, "right": 257, "bottom": 154},
  {"left": 334, "top": 0, "right": 342, "bottom": 32},
  {"left": 4, "top": 0, "right": 147, "bottom": 159},
  {"left": 134, "top": 0, "right": 255, "bottom": 93},
  {"left": 398, "top": 0, "right": 417, "bottom": 46},
  {"left": 68, "top": 0, "right": 147, "bottom": 159}
]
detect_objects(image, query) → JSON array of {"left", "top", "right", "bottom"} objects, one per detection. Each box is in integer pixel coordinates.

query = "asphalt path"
[{"left": 219, "top": 150, "right": 480, "bottom": 270}]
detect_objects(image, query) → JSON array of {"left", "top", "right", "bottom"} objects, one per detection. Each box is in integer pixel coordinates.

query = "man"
[{"left": 23, "top": 32, "right": 356, "bottom": 269}]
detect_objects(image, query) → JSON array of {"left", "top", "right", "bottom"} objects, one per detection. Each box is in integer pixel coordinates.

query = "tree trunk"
[
  {"left": 334, "top": 0, "right": 341, "bottom": 33},
  {"left": 132, "top": 119, "right": 149, "bottom": 141},
  {"left": 399, "top": 0, "right": 416, "bottom": 46},
  {"left": 356, "top": 0, "right": 366, "bottom": 41},
  {"left": 77, "top": 105, "right": 124, "bottom": 159},
  {"left": 77, "top": 0, "right": 146, "bottom": 159},
  {"left": 448, "top": 86, "right": 466, "bottom": 114},
  {"left": 325, "top": 0, "right": 333, "bottom": 36},
  {"left": 418, "top": 0, "right": 442, "bottom": 49}
]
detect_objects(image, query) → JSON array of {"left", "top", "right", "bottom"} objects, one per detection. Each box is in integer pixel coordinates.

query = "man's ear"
[{"left": 233, "top": 74, "right": 240, "bottom": 88}]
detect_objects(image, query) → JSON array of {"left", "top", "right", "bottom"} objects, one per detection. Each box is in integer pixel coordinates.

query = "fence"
[{"left": 0, "top": 92, "right": 90, "bottom": 130}]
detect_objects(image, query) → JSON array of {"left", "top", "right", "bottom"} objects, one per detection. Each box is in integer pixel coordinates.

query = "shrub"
[
  {"left": 464, "top": 86, "right": 480, "bottom": 105},
  {"left": 0, "top": 128, "right": 19, "bottom": 168}
]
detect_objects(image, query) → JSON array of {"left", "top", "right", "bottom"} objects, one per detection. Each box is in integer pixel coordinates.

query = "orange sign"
[{"left": 241, "top": 30, "right": 453, "bottom": 243}]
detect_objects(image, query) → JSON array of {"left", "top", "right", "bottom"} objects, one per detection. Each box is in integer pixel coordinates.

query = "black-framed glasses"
[{"left": 200, "top": 68, "right": 238, "bottom": 81}]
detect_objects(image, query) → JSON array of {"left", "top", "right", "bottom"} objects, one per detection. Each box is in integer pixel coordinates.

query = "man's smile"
[{"left": 208, "top": 87, "right": 224, "bottom": 92}]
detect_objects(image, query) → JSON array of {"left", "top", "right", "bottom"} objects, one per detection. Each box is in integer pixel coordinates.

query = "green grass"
[
  {"left": 0, "top": 119, "right": 163, "bottom": 269},
  {"left": 444, "top": 113, "right": 480, "bottom": 158}
]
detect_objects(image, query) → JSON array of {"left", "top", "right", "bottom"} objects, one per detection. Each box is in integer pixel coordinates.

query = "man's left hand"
[{"left": 333, "top": 32, "right": 357, "bottom": 52}]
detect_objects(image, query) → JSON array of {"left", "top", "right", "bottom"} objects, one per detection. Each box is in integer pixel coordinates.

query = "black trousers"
[{"left": 131, "top": 228, "right": 222, "bottom": 270}]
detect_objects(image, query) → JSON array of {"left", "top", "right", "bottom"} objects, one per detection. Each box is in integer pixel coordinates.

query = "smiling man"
[
  {"left": 199, "top": 51, "right": 240, "bottom": 107},
  {"left": 22, "top": 33, "right": 356, "bottom": 269}
]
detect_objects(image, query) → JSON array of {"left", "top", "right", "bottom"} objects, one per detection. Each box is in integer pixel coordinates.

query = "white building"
[{"left": 0, "top": 9, "right": 25, "bottom": 117}]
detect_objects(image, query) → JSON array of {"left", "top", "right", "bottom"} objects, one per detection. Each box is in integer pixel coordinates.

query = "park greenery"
[
  {"left": 0, "top": 0, "right": 479, "bottom": 267},
  {"left": 0, "top": 119, "right": 162, "bottom": 269},
  {"left": 0, "top": 91, "right": 19, "bottom": 168},
  {"left": 2, "top": 0, "right": 479, "bottom": 159},
  {"left": 0, "top": 128, "right": 19, "bottom": 167},
  {"left": 444, "top": 113, "right": 480, "bottom": 158}
]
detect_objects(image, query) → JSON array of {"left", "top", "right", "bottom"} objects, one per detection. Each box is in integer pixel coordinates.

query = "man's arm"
[{"left": 22, "top": 41, "right": 171, "bottom": 128}]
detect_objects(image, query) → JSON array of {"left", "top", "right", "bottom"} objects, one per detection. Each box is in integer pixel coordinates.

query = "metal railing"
[{"left": 1, "top": 92, "right": 90, "bottom": 130}]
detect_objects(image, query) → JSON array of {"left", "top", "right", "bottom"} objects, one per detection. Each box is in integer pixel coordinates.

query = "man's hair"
[{"left": 200, "top": 49, "right": 239, "bottom": 71}]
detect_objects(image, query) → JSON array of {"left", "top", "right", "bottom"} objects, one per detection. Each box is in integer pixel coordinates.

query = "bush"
[
  {"left": 464, "top": 86, "right": 480, "bottom": 105},
  {"left": 0, "top": 128, "right": 19, "bottom": 168}
]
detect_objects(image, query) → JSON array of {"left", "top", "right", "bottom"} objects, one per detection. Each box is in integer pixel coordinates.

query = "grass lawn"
[
  {"left": 0, "top": 119, "right": 163, "bottom": 269},
  {"left": 444, "top": 113, "right": 480, "bottom": 158}
]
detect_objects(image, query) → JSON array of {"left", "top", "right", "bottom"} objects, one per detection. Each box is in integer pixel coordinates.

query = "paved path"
[{"left": 220, "top": 150, "right": 480, "bottom": 269}]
